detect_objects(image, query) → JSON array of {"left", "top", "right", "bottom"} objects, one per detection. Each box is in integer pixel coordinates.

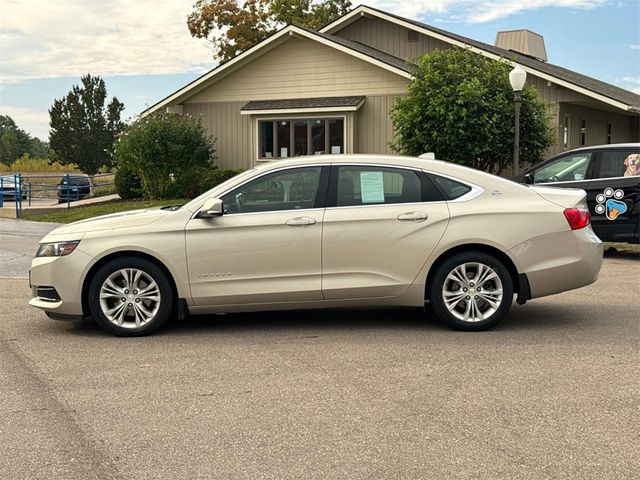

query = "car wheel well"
[
  {"left": 81, "top": 251, "right": 178, "bottom": 317},
  {"left": 425, "top": 244, "right": 519, "bottom": 300}
]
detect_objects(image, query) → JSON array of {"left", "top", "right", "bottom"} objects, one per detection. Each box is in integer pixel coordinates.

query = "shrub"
[
  {"left": 114, "top": 164, "right": 143, "bottom": 199},
  {"left": 391, "top": 48, "right": 553, "bottom": 174},
  {"left": 201, "top": 168, "right": 244, "bottom": 192},
  {"left": 6, "top": 154, "right": 76, "bottom": 173},
  {"left": 114, "top": 112, "right": 216, "bottom": 199}
]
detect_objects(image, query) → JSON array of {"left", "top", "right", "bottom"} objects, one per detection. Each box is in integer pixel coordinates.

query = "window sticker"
[
  {"left": 360, "top": 171, "right": 385, "bottom": 203},
  {"left": 594, "top": 187, "right": 626, "bottom": 220}
]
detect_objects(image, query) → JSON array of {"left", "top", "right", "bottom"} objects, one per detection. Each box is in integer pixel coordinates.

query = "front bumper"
[
  {"left": 509, "top": 226, "right": 603, "bottom": 299},
  {"left": 28, "top": 248, "right": 93, "bottom": 317}
]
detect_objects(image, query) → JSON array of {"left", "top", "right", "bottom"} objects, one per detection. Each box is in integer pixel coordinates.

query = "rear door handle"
[
  {"left": 397, "top": 211, "right": 428, "bottom": 222},
  {"left": 286, "top": 217, "right": 316, "bottom": 226}
]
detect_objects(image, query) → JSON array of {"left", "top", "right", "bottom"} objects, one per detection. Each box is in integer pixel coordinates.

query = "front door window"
[
  {"left": 220, "top": 167, "right": 322, "bottom": 214},
  {"left": 533, "top": 152, "right": 592, "bottom": 183}
]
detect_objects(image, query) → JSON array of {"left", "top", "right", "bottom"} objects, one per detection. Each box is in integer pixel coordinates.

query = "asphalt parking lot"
[{"left": 1, "top": 220, "right": 638, "bottom": 479}]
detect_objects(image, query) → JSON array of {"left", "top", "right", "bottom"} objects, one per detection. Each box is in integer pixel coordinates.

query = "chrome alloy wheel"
[
  {"left": 99, "top": 268, "right": 161, "bottom": 329},
  {"left": 442, "top": 262, "right": 503, "bottom": 323}
]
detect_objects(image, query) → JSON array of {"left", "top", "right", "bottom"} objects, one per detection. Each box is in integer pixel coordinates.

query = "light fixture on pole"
[{"left": 509, "top": 64, "right": 527, "bottom": 175}]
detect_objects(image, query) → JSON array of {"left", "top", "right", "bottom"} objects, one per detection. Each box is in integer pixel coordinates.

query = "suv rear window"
[{"left": 596, "top": 150, "right": 639, "bottom": 179}]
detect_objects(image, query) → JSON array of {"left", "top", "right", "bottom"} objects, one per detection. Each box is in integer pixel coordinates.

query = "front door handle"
[
  {"left": 286, "top": 217, "right": 316, "bottom": 226},
  {"left": 397, "top": 211, "right": 428, "bottom": 222}
]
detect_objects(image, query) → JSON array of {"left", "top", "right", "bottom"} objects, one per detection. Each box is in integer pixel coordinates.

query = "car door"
[
  {"left": 185, "top": 165, "right": 329, "bottom": 306},
  {"left": 587, "top": 148, "right": 640, "bottom": 243},
  {"left": 322, "top": 164, "right": 450, "bottom": 300}
]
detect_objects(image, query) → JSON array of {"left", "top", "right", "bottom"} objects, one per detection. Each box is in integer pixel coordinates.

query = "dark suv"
[
  {"left": 514, "top": 143, "right": 639, "bottom": 244},
  {"left": 58, "top": 175, "right": 92, "bottom": 203}
]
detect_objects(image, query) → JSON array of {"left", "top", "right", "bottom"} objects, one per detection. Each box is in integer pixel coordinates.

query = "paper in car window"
[{"left": 360, "top": 171, "right": 385, "bottom": 203}]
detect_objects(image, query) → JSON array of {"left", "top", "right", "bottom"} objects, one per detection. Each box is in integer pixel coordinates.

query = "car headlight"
[{"left": 36, "top": 240, "right": 80, "bottom": 257}]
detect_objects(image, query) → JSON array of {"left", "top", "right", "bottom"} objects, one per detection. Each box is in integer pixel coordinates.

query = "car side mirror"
[
  {"left": 523, "top": 172, "right": 534, "bottom": 185},
  {"left": 196, "top": 198, "right": 224, "bottom": 218}
]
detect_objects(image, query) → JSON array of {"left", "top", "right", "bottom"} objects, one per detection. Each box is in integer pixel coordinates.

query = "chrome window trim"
[{"left": 192, "top": 162, "right": 484, "bottom": 217}]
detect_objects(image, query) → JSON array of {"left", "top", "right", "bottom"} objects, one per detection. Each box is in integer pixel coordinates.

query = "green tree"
[
  {"left": 187, "top": 0, "right": 352, "bottom": 62},
  {"left": 114, "top": 112, "right": 216, "bottom": 199},
  {"left": 0, "top": 115, "right": 33, "bottom": 166},
  {"left": 391, "top": 48, "right": 553, "bottom": 174},
  {"left": 49, "top": 75, "right": 124, "bottom": 175}
]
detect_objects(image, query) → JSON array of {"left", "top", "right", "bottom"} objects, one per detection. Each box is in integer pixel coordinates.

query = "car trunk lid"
[{"left": 530, "top": 185, "right": 587, "bottom": 208}]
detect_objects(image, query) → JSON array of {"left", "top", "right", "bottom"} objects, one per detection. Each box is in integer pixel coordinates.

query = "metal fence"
[{"left": 0, "top": 173, "right": 116, "bottom": 217}]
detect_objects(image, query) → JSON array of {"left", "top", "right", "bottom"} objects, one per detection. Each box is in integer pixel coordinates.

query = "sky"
[{"left": 1, "top": 0, "right": 639, "bottom": 141}]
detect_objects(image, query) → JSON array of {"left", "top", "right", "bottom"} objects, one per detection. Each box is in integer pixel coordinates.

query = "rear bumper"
[{"left": 509, "top": 226, "right": 603, "bottom": 299}]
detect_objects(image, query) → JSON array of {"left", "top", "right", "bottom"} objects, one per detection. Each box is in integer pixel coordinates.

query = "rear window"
[
  {"left": 596, "top": 150, "right": 640, "bottom": 179},
  {"left": 429, "top": 174, "right": 472, "bottom": 200}
]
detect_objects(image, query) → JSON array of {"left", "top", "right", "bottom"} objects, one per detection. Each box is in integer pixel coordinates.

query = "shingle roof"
[
  {"left": 242, "top": 96, "right": 365, "bottom": 111},
  {"left": 360, "top": 5, "right": 640, "bottom": 109}
]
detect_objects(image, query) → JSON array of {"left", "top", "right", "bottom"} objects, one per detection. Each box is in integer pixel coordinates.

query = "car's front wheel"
[
  {"left": 87, "top": 256, "right": 175, "bottom": 336},
  {"left": 429, "top": 252, "right": 514, "bottom": 331}
]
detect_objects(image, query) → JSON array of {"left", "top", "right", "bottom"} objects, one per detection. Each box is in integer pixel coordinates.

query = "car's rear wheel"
[
  {"left": 87, "top": 256, "right": 175, "bottom": 336},
  {"left": 429, "top": 252, "right": 514, "bottom": 331}
]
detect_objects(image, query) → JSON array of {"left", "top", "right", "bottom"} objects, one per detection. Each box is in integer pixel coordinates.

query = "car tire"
[
  {"left": 429, "top": 252, "right": 514, "bottom": 331},
  {"left": 87, "top": 256, "right": 175, "bottom": 336}
]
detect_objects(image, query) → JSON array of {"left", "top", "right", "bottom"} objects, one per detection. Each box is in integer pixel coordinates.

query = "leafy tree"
[
  {"left": 188, "top": 0, "right": 352, "bottom": 62},
  {"left": 0, "top": 115, "right": 38, "bottom": 166},
  {"left": 391, "top": 48, "right": 553, "bottom": 174},
  {"left": 49, "top": 75, "right": 124, "bottom": 175},
  {"left": 114, "top": 112, "right": 216, "bottom": 199}
]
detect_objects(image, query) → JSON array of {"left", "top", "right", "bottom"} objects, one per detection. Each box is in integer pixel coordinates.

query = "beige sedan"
[{"left": 29, "top": 155, "right": 603, "bottom": 336}]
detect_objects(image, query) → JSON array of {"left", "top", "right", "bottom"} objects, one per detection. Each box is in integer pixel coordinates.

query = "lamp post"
[{"left": 509, "top": 64, "right": 527, "bottom": 175}]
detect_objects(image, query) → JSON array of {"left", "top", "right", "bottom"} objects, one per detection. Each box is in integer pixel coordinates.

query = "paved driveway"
[
  {"left": 0, "top": 218, "right": 59, "bottom": 278},
  {"left": 0, "top": 218, "right": 638, "bottom": 479}
]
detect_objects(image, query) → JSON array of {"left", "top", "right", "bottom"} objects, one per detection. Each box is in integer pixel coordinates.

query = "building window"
[
  {"left": 277, "top": 121, "right": 290, "bottom": 157},
  {"left": 258, "top": 118, "right": 344, "bottom": 159},
  {"left": 407, "top": 30, "right": 418, "bottom": 43},
  {"left": 580, "top": 118, "right": 586, "bottom": 146},
  {"left": 563, "top": 115, "right": 570, "bottom": 149},
  {"left": 606, "top": 122, "right": 612, "bottom": 144}
]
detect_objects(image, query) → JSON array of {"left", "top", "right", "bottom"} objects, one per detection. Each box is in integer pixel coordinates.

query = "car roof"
[
  {"left": 253, "top": 154, "right": 523, "bottom": 192},
  {"left": 559, "top": 143, "right": 640, "bottom": 153}
]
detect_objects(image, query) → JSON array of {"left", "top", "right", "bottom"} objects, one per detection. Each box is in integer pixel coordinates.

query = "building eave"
[
  {"left": 321, "top": 5, "right": 640, "bottom": 113},
  {"left": 141, "top": 25, "right": 410, "bottom": 117}
]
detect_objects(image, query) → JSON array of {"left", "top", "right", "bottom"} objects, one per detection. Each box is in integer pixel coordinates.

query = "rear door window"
[
  {"left": 334, "top": 166, "right": 440, "bottom": 207},
  {"left": 594, "top": 150, "right": 640, "bottom": 179}
]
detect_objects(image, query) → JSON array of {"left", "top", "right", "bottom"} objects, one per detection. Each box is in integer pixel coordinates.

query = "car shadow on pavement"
[
  {"left": 65, "top": 307, "right": 451, "bottom": 338},
  {"left": 62, "top": 302, "right": 604, "bottom": 339},
  {"left": 603, "top": 248, "right": 640, "bottom": 260}
]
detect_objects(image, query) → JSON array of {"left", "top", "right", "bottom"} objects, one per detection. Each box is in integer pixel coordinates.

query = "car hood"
[{"left": 50, "top": 208, "right": 168, "bottom": 236}]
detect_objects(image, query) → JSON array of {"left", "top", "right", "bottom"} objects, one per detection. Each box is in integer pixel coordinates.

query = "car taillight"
[{"left": 563, "top": 208, "right": 590, "bottom": 230}]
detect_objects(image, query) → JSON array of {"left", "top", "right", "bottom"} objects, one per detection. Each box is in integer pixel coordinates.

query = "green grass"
[{"left": 26, "top": 199, "right": 188, "bottom": 224}]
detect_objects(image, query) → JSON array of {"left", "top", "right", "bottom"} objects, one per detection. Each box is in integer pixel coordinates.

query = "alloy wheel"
[
  {"left": 98, "top": 268, "right": 161, "bottom": 329},
  {"left": 442, "top": 262, "right": 503, "bottom": 323}
]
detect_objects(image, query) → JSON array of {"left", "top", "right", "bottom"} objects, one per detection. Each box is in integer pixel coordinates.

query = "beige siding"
[
  {"left": 182, "top": 103, "right": 254, "bottom": 170},
  {"left": 336, "top": 16, "right": 451, "bottom": 61},
  {"left": 558, "top": 104, "right": 639, "bottom": 152},
  {"left": 186, "top": 37, "right": 408, "bottom": 103},
  {"left": 355, "top": 95, "right": 400, "bottom": 154}
]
